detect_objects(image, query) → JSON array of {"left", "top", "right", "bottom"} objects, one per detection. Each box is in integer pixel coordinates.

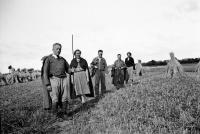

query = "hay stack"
[
  {"left": 135, "top": 60, "right": 143, "bottom": 76},
  {"left": 196, "top": 61, "right": 200, "bottom": 80},
  {"left": 166, "top": 52, "right": 184, "bottom": 78}
]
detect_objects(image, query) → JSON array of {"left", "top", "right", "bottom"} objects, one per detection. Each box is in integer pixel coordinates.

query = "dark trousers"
[{"left": 95, "top": 70, "right": 106, "bottom": 97}]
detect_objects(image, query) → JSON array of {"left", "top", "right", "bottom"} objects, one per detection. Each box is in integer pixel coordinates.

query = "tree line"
[{"left": 142, "top": 58, "right": 200, "bottom": 66}]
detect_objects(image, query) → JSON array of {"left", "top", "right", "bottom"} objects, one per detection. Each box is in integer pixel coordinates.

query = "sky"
[{"left": 0, "top": 0, "right": 199, "bottom": 73}]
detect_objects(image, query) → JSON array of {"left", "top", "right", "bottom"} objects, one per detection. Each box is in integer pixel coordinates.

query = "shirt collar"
[
  {"left": 52, "top": 54, "right": 59, "bottom": 59},
  {"left": 98, "top": 57, "right": 103, "bottom": 60}
]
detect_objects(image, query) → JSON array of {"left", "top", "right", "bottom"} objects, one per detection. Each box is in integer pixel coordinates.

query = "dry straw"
[
  {"left": 165, "top": 52, "right": 185, "bottom": 78},
  {"left": 196, "top": 61, "right": 200, "bottom": 80},
  {"left": 135, "top": 60, "right": 143, "bottom": 76}
]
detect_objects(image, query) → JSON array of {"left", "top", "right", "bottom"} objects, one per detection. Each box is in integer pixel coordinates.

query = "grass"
[
  {"left": 57, "top": 73, "right": 200, "bottom": 134},
  {"left": 0, "top": 80, "right": 59, "bottom": 134},
  {"left": 1, "top": 64, "right": 200, "bottom": 134}
]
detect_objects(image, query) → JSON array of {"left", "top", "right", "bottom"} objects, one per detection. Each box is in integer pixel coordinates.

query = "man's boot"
[
  {"left": 61, "top": 101, "right": 69, "bottom": 114},
  {"left": 52, "top": 102, "right": 59, "bottom": 113},
  {"left": 58, "top": 101, "right": 63, "bottom": 109}
]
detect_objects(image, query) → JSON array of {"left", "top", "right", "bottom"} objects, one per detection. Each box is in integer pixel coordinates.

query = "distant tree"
[{"left": 143, "top": 58, "right": 200, "bottom": 66}]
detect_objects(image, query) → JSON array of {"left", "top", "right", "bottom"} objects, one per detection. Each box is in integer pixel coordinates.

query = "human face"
[
  {"left": 53, "top": 45, "right": 61, "bottom": 56},
  {"left": 170, "top": 52, "right": 175, "bottom": 60},
  {"left": 75, "top": 50, "right": 81, "bottom": 59},
  {"left": 117, "top": 54, "right": 121, "bottom": 60},
  {"left": 98, "top": 52, "right": 103, "bottom": 58},
  {"left": 127, "top": 53, "right": 131, "bottom": 57}
]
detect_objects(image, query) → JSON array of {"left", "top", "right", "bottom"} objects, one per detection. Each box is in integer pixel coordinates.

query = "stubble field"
[{"left": 1, "top": 64, "right": 200, "bottom": 134}]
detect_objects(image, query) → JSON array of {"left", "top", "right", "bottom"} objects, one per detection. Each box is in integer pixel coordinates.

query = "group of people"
[
  {"left": 41, "top": 43, "right": 143, "bottom": 114},
  {"left": 0, "top": 66, "right": 40, "bottom": 86},
  {"left": 41, "top": 43, "right": 107, "bottom": 113},
  {"left": 111, "top": 53, "right": 143, "bottom": 89}
]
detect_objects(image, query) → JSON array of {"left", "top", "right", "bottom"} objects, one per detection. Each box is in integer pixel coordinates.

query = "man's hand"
[{"left": 46, "top": 85, "right": 52, "bottom": 92}]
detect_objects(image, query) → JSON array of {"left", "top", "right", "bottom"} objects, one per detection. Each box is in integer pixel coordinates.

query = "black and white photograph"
[{"left": 0, "top": 0, "right": 200, "bottom": 133}]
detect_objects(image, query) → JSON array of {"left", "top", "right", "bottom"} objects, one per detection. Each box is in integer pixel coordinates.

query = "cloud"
[
  {"left": 0, "top": 0, "right": 200, "bottom": 73},
  {"left": 177, "top": 0, "right": 199, "bottom": 13},
  {"left": 163, "top": 0, "right": 200, "bottom": 22}
]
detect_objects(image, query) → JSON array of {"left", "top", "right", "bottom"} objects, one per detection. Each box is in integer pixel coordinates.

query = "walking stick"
[
  {"left": 71, "top": 34, "right": 76, "bottom": 99},
  {"left": 72, "top": 34, "right": 74, "bottom": 58}
]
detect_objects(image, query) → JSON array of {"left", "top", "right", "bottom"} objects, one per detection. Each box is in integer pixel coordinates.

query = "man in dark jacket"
[
  {"left": 41, "top": 43, "right": 71, "bottom": 113},
  {"left": 125, "top": 52, "right": 135, "bottom": 85}
]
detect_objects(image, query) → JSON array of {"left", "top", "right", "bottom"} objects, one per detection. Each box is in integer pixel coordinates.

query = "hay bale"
[
  {"left": 165, "top": 52, "right": 185, "bottom": 78},
  {"left": 196, "top": 61, "right": 200, "bottom": 73},
  {"left": 0, "top": 72, "right": 7, "bottom": 86},
  {"left": 196, "top": 61, "right": 200, "bottom": 80},
  {"left": 135, "top": 60, "right": 143, "bottom": 76}
]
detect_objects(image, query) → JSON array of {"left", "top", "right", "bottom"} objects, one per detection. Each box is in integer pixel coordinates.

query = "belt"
[
  {"left": 74, "top": 70, "right": 85, "bottom": 73},
  {"left": 51, "top": 75, "right": 67, "bottom": 79}
]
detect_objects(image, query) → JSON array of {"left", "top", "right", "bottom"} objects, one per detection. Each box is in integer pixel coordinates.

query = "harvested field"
[{"left": 1, "top": 65, "right": 200, "bottom": 134}]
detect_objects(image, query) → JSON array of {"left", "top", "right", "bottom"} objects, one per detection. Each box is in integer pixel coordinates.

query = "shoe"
[
  {"left": 62, "top": 101, "right": 69, "bottom": 114},
  {"left": 58, "top": 101, "right": 63, "bottom": 109},
  {"left": 52, "top": 102, "right": 59, "bottom": 113},
  {"left": 44, "top": 108, "right": 51, "bottom": 110}
]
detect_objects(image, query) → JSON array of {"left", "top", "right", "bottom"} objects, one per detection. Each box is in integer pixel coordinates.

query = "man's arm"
[
  {"left": 125, "top": 58, "right": 128, "bottom": 65},
  {"left": 91, "top": 57, "right": 98, "bottom": 68},
  {"left": 65, "top": 60, "right": 71, "bottom": 74},
  {"left": 122, "top": 61, "right": 126, "bottom": 68},
  {"left": 91, "top": 57, "right": 97, "bottom": 65},
  {"left": 43, "top": 58, "right": 52, "bottom": 91},
  {"left": 104, "top": 59, "right": 109, "bottom": 73},
  {"left": 131, "top": 58, "right": 135, "bottom": 70}
]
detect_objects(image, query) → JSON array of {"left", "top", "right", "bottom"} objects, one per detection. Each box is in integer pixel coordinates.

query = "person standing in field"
[
  {"left": 125, "top": 52, "right": 135, "bottom": 85},
  {"left": 166, "top": 52, "right": 185, "bottom": 78},
  {"left": 42, "top": 43, "right": 71, "bottom": 113},
  {"left": 70, "top": 49, "right": 94, "bottom": 103},
  {"left": 91, "top": 50, "right": 108, "bottom": 98},
  {"left": 111, "top": 54, "right": 126, "bottom": 89},
  {"left": 135, "top": 60, "right": 143, "bottom": 76}
]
